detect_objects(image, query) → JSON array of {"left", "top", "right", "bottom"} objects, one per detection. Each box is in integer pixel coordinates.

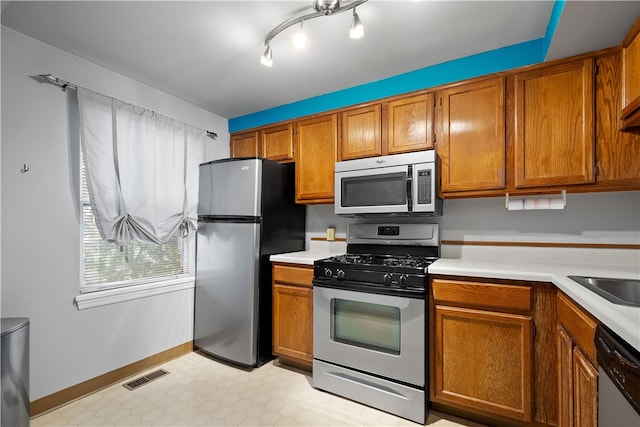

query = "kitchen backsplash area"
[{"left": 306, "top": 190, "right": 640, "bottom": 247}]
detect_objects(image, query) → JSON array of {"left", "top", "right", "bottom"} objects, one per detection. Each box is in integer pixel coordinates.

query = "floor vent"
[{"left": 123, "top": 369, "right": 169, "bottom": 391}]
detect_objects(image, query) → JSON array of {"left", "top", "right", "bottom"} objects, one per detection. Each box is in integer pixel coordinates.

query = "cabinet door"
[
  {"left": 387, "top": 93, "right": 434, "bottom": 154},
  {"left": 595, "top": 52, "right": 640, "bottom": 189},
  {"left": 514, "top": 59, "right": 595, "bottom": 188},
  {"left": 573, "top": 347, "right": 598, "bottom": 427},
  {"left": 621, "top": 17, "right": 640, "bottom": 128},
  {"left": 557, "top": 326, "right": 575, "bottom": 427},
  {"left": 557, "top": 301, "right": 598, "bottom": 427},
  {"left": 272, "top": 283, "right": 313, "bottom": 364},
  {"left": 262, "top": 123, "right": 294, "bottom": 163},
  {"left": 438, "top": 78, "right": 506, "bottom": 193},
  {"left": 432, "top": 305, "right": 533, "bottom": 422},
  {"left": 230, "top": 130, "right": 260, "bottom": 158},
  {"left": 295, "top": 114, "right": 337, "bottom": 203},
  {"left": 339, "top": 104, "right": 381, "bottom": 160}
]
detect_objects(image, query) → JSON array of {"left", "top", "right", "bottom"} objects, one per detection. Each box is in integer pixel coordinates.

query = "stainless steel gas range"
[{"left": 312, "top": 223, "right": 439, "bottom": 424}]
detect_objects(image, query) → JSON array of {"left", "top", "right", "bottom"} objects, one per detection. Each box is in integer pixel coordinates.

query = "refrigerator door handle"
[{"left": 198, "top": 216, "right": 261, "bottom": 223}]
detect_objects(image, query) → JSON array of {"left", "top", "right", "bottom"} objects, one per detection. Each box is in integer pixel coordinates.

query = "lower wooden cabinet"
[
  {"left": 430, "top": 277, "right": 558, "bottom": 426},
  {"left": 272, "top": 263, "right": 314, "bottom": 369},
  {"left": 433, "top": 305, "right": 533, "bottom": 421},
  {"left": 557, "top": 292, "right": 598, "bottom": 427},
  {"left": 431, "top": 278, "right": 534, "bottom": 422}
]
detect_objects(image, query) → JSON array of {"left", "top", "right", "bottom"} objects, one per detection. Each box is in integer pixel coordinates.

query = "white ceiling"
[{"left": 2, "top": 1, "right": 639, "bottom": 119}]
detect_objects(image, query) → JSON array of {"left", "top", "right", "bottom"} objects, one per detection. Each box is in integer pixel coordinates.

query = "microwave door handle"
[{"left": 407, "top": 173, "right": 413, "bottom": 211}]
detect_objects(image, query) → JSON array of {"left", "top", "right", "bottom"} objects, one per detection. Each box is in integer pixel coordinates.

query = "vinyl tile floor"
[{"left": 32, "top": 352, "right": 487, "bottom": 427}]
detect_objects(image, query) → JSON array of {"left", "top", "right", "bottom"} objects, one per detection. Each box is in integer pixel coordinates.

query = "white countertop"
[
  {"left": 431, "top": 244, "right": 640, "bottom": 351},
  {"left": 270, "top": 240, "right": 347, "bottom": 265}
]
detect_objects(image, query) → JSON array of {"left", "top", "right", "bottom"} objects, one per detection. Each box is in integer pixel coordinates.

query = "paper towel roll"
[{"left": 506, "top": 192, "right": 566, "bottom": 210}]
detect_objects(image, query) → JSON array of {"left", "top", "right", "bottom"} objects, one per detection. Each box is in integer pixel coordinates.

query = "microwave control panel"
[{"left": 417, "top": 170, "right": 432, "bottom": 204}]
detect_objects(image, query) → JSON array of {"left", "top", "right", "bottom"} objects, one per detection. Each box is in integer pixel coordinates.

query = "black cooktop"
[
  {"left": 313, "top": 252, "right": 435, "bottom": 295},
  {"left": 319, "top": 253, "right": 436, "bottom": 271},
  {"left": 312, "top": 224, "right": 440, "bottom": 297}
]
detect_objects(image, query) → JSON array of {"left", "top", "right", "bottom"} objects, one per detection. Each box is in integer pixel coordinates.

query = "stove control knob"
[
  {"left": 323, "top": 268, "right": 333, "bottom": 278},
  {"left": 399, "top": 275, "right": 408, "bottom": 287},
  {"left": 336, "top": 269, "right": 346, "bottom": 280},
  {"left": 384, "top": 273, "right": 393, "bottom": 284}
]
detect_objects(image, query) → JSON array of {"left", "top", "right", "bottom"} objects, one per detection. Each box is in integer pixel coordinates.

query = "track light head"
[
  {"left": 350, "top": 9, "right": 363, "bottom": 39},
  {"left": 293, "top": 21, "right": 307, "bottom": 49},
  {"left": 260, "top": 44, "right": 273, "bottom": 67}
]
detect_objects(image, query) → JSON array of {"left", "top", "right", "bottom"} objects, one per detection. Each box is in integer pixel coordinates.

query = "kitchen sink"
[{"left": 568, "top": 276, "right": 640, "bottom": 307}]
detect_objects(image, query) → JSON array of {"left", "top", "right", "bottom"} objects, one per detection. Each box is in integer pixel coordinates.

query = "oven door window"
[
  {"left": 331, "top": 299, "right": 401, "bottom": 355},
  {"left": 341, "top": 172, "right": 407, "bottom": 207}
]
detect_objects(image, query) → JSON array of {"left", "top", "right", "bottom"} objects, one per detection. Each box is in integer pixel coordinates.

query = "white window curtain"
[{"left": 77, "top": 88, "right": 207, "bottom": 247}]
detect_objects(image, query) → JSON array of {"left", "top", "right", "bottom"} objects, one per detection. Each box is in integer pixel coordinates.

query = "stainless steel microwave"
[{"left": 334, "top": 151, "right": 441, "bottom": 216}]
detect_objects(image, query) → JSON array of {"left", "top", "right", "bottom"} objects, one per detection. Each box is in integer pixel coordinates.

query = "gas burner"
[
  {"left": 343, "top": 254, "right": 371, "bottom": 264},
  {"left": 383, "top": 257, "right": 400, "bottom": 266}
]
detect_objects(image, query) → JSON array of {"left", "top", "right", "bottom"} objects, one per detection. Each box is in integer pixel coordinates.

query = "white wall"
[{"left": 0, "top": 27, "right": 229, "bottom": 400}]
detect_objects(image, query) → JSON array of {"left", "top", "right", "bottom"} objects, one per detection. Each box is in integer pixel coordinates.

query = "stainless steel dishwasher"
[{"left": 595, "top": 324, "right": 640, "bottom": 426}]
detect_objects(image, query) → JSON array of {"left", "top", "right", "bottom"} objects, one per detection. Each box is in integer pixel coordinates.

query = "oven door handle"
[
  {"left": 323, "top": 370, "right": 411, "bottom": 400},
  {"left": 312, "top": 280, "right": 426, "bottom": 299}
]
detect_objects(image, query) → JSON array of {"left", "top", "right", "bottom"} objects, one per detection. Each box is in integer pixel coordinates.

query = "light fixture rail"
[{"left": 261, "top": 0, "right": 368, "bottom": 67}]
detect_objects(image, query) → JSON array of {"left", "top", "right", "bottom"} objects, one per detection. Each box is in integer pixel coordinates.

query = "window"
[{"left": 80, "top": 153, "right": 194, "bottom": 292}]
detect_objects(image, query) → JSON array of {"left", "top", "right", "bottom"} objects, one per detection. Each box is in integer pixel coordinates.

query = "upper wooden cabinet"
[
  {"left": 231, "top": 125, "right": 293, "bottom": 163},
  {"left": 621, "top": 16, "right": 640, "bottom": 131},
  {"left": 295, "top": 113, "right": 338, "bottom": 204},
  {"left": 437, "top": 77, "right": 506, "bottom": 194},
  {"left": 594, "top": 51, "right": 640, "bottom": 190},
  {"left": 387, "top": 93, "right": 435, "bottom": 154},
  {"left": 339, "top": 104, "right": 381, "bottom": 160},
  {"left": 231, "top": 44, "right": 639, "bottom": 200},
  {"left": 261, "top": 123, "right": 294, "bottom": 163},
  {"left": 230, "top": 130, "right": 259, "bottom": 158},
  {"left": 513, "top": 58, "right": 595, "bottom": 188},
  {"left": 338, "top": 93, "right": 435, "bottom": 161}
]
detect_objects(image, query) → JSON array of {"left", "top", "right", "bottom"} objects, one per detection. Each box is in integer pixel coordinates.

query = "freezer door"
[
  {"left": 198, "top": 159, "right": 262, "bottom": 217},
  {"left": 194, "top": 221, "right": 261, "bottom": 366}
]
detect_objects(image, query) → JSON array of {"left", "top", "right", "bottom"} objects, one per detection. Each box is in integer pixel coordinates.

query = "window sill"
[{"left": 75, "top": 277, "right": 195, "bottom": 310}]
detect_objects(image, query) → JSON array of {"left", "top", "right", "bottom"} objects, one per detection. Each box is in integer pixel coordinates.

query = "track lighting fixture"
[{"left": 261, "top": 0, "right": 367, "bottom": 67}]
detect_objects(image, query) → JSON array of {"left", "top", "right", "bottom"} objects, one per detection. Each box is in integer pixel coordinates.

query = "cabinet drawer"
[
  {"left": 432, "top": 279, "right": 532, "bottom": 311},
  {"left": 273, "top": 264, "right": 313, "bottom": 287},
  {"left": 557, "top": 292, "right": 598, "bottom": 363}
]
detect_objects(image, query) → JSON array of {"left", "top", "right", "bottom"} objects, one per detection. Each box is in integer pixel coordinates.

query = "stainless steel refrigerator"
[{"left": 194, "top": 158, "right": 305, "bottom": 367}]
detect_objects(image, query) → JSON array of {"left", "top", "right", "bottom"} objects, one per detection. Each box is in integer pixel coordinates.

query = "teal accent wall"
[
  {"left": 544, "top": 0, "right": 566, "bottom": 55},
  {"left": 229, "top": 1, "right": 563, "bottom": 133}
]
